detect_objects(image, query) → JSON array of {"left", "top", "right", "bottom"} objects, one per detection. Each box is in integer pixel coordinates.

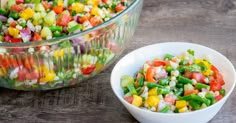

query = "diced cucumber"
[
  {"left": 184, "top": 84, "right": 194, "bottom": 91},
  {"left": 8, "top": 0, "right": 16, "bottom": 9},
  {"left": 121, "top": 75, "right": 134, "bottom": 89},
  {"left": 41, "top": 27, "right": 52, "bottom": 38},
  {"left": 44, "top": 11, "right": 56, "bottom": 26},
  {"left": 35, "top": 3, "right": 45, "bottom": 12}
]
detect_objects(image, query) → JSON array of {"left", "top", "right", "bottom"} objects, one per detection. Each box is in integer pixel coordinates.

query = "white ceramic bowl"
[{"left": 111, "top": 42, "right": 236, "bottom": 123}]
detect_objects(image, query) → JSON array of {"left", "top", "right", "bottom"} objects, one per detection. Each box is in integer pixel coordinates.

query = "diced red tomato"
[
  {"left": 102, "top": 0, "right": 108, "bottom": 3},
  {"left": 184, "top": 89, "right": 199, "bottom": 96},
  {"left": 90, "top": 17, "right": 103, "bottom": 26},
  {"left": 57, "top": 14, "right": 72, "bottom": 26},
  {"left": 11, "top": 5, "right": 24, "bottom": 12},
  {"left": 16, "top": 0, "right": 24, "bottom": 4},
  {"left": 30, "top": 70, "right": 39, "bottom": 80},
  {"left": 17, "top": 67, "right": 28, "bottom": 82},
  {"left": 106, "top": 41, "right": 120, "bottom": 54},
  {"left": 42, "top": 1, "right": 52, "bottom": 10},
  {"left": 10, "top": 38, "right": 22, "bottom": 43},
  {"left": 0, "top": 55, "right": 10, "bottom": 69},
  {"left": 3, "top": 34, "right": 12, "bottom": 42},
  {"left": 210, "top": 81, "right": 222, "bottom": 92},
  {"left": 211, "top": 65, "right": 225, "bottom": 85},
  {"left": 31, "top": 32, "right": 42, "bottom": 41},
  {"left": 164, "top": 95, "right": 175, "bottom": 105},
  {"left": 10, "top": 21, "right": 17, "bottom": 27},
  {"left": 7, "top": 55, "right": 18, "bottom": 68},
  {"left": 146, "top": 66, "right": 156, "bottom": 82},
  {"left": 79, "top": 15, "right": 90, "bottom": 24},
  {"left": 12, "top": 48, "right": 25, "bottom": 54},
  {"left": 81, "top": 65, "right": 96, "bottom": 75},
  {"left": 192, "top": 72, "right": 205, "bottom": 83},
  {"left": 124, "top": 96, "right": 134, "bottom": 104},
  {"left": 215, "top": 94, "right": 223, "bottom": 102},
  {"left": 152, "top": 60, "right": 165, "bottom": 67},
  {"left": 115, "top": 3, "right": 126, "bottom": 12},
  {"left": 183, "top": 71, "right": 192, "bottom": 79},
  {"left": 23, "top": 56, "right": 32, "bottom": 70}
]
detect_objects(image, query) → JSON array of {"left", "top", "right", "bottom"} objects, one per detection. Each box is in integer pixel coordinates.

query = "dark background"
[{"left": 0, "top": 0, "right": 236, "bottom": 122}]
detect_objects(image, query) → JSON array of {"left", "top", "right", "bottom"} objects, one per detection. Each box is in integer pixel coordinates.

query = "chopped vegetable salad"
[{"left": 121, "top": 50, "right": 225, "bottom": 113}]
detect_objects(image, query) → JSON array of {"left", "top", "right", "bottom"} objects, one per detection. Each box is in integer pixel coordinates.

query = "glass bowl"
[{"left": 0, "top": 0, "right": 143, "bottom": 90}]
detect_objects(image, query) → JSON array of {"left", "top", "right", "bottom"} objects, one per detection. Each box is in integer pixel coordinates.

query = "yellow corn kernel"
[
  {"left": 91, "top": 7, "right": 100, "bottom": 16},
  {"left": 53, "top": 50, "right": 59, "bottom": 58},
  {"left": 8, "top": 27, "right": 19, "bottom": 38},
  {"left": 0, "top": 68, "right": 7, "bottom": 76},
  {"left": 59, "top": 49, "right": 64, "bottom": 57},
  {"left": 87, "top": 0, "right": 99, "bottom": 6},
  {"left": 57, "top": 0, "right": 64, "bottom": 6},
  {"left": 194, "top": 59, "right": 211, "bottom": 76},
  {"left": 40, "top": 70, "right": 56, "bottom": 82},
  {"left": 132, "top": 95, "right": 143, "bottom": 107},
  {"left": 178, "top": 106, "right": 188, "bottom": 113},
  {"left": 72, "top": 3, "right": 85, "bottom": 13},
  {"left": 175, "top": 100, "right": 187, "bottom": 109},
  {"left": 148, "top": 87, "right": 158, "bottom": 96},
  {"left": 146, "top": 96, "right": 160, "bottom": 107},
  {"left": 20, "top": 8, "right": 35, "bottom": 20}
]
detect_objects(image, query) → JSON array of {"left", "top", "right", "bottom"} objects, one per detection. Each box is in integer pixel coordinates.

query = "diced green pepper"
[
  {"left": 165, "top": 65, "right": 173, "bottom": 74},
  {"left": 9, "top": 11, "right": 19, "bottom": 20},
  {"left": 48, "top": 26, "right": 63, "bottom": 32},
  {"left": 219, "top": 89, "right": 226, "bottom": 96},
  {"left": 164, "top": 54, "right": 174, "bottom": 60}
]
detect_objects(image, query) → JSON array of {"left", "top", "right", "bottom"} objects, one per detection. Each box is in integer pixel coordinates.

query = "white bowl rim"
[{"left": 111, "top": 42, "right": 236, "bottom": 116}]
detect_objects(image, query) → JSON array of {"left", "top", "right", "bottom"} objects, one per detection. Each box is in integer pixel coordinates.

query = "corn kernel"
[
  {"left": 59, "top": 49, "right": 64, "bottom": 57},
  {"left": 53, "top": 50, "right": 59, "bottom": 58},
  {"left": 57, "top": 0, "right": 64, "bottom": 6},
  {"left": 91, "top": 7, "right": 100, "bottom": 16},
  {"left": 148, "top": 87, "right": 158, "bottom": 96},
  {"left": 72, "top": 3, "right": 85, "bottom": 13},
  {"left": 87, "top": 0, "right": 99, "bottom": 6},
  {"left": 175, "top": 100, "right": 187, "bottom": 109},
  {"left": 20, "top": 8, "right": 35, "bottom": 20},
  {"left": 8, "top": 27, "right": 20, "bottom": 38},
  {"left": 132, "top": 95, "right": 143, "bottom": 107},
  {"left": 146, "top": 96, "right": 160, "bottom": 107},
  {"left": 178, "top": 106, "right": 188, "bottom": 113}
]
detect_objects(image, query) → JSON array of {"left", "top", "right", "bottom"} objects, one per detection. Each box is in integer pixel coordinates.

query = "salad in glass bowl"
[{"left": 0, "top": 0, "right": 143, "bottom": 90}]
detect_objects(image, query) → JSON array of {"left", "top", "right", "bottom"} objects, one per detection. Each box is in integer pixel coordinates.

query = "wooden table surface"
[{"left": 1, "top": 0, "right": 236, "bottom": 123}]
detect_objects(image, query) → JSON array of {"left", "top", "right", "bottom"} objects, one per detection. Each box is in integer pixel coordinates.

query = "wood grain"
[{"left": 0, "top": 0, "right": 236, "bottom": 122}]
